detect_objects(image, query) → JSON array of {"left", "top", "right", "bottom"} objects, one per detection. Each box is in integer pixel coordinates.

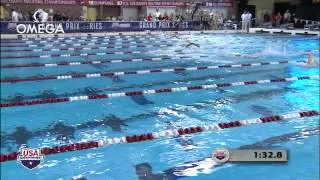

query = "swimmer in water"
[
  {"left": 170, "top": 34, "right": 180, "bottom": 39},
  {"left": 304, "top": 51, "right": 317, "bottom": 66},
  {"left": 185, "top": 40, "right": 200, "bottom": 48},
  {"left": 232, "top": 52, "right": 259, "bottom": 59},
  {"left": 166, "top": 122, "right": 196, "bottom": 149}
]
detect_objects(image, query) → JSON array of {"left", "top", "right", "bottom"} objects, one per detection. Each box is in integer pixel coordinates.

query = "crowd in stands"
[
  {"left": 261, "top": 9, "right": 319, "bottom": 29},
  {"left": 142, "top": 9, "right": 186, "bottom": 29},
  {"left": 186, "top": 10, "right": 226, "bottom": 30},
  {"left": 5, "top": 7, "right": 319, "bottom": 31},
  {"left": 144, "top": 9, "right": 177, "bottom": 21},
  {"left": 142, "top": 9, "right": 228, "bottom": 30},
  {"left": 207, "top": 12, "right": 225, "bottom": 29},
  {"left": 262, "top": 10, "right": 295, "bottom": 27},
  {"left": 6, "top": 8, "right": 84, "bottom": 22}
]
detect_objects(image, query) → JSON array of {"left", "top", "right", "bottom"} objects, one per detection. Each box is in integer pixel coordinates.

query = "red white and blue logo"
[
  {"left": 212, "top": 148, "right": 230, "bottom": 163},
  {"left": 17, "top": 145, "right": 44, "bottom": 170}
]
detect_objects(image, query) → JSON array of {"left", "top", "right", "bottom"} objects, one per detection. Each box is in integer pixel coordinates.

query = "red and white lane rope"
[
  {"left": 2, "top": 36, "right": 159, "bottom": 43},
  {"left": 0, "top": 60, "right": 305, "bottom": 83},
  {"left": 4, "top": 35, "right": 153, "bottom": 41},
  {"left": 0, "top": 55, "right": 201, "bottom": 68},
  {"left": 15, "top": 35, "right": 156, "bottom": 41},
  {"left": 1, "top": 44, "right": 174, "bottom": 52},
  {"left": 24, "top": 37, "right": 163, "bottom": 44},
  {"left": 1, "top": 40, "right": 170, "bottom": 48},
  {"left": 1, "top": 75, "right": 318, "bottom": 108},
  {"left": 0, "top": 110, "right": 318, "bottom": 163}
]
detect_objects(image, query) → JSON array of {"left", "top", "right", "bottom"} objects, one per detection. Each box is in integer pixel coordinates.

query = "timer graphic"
[
  {"left": 254, "top": 151, "right": 283, "bottom": 159},
  {"left": 212, "top": 149, "right": 288, "bottom": 163}
]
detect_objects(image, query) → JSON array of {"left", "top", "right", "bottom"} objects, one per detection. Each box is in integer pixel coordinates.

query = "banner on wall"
[
  {"left": 1, "top": 21, "right": 194, "bottom": 34},
  {"left": 115, "top": 1, "right": 185, "bottom": 6},
  {"left": 0, "top": 0, "right": 80, "bottom": 5},
  {"left": 1, "top": 0, "right": 233, "bottom": 6}
]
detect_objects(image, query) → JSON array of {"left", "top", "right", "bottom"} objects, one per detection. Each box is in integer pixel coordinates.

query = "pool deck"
[{"left": 1, "top": 28, "right": 319, "bottom": 39}]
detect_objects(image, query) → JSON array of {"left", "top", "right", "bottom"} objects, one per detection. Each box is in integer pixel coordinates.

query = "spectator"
[
  {"left": 241, "top": 11, "right": 246, "bottom": 31},
  {"left": 11, "top": 8, "right": 19, "bottom": 22},
  {"left": 154, "top": 9, "right": 161, "bottom": 20},
  {"left": 169, "top": 13, "right": 174, "bottom": 21},
  {"left": 175, "top": 14, "right": 184, "bottom": 29},
  {"left": 53, "top": 11, "right": 61, "bottom": 21},
  {"left": 24, "top": 12, "right": 29, "bottom": 21},
  {"left": 246, "top": 11, "right": 252, "bottom": 30},
  {"left": 28, "top": 11, "right": 33, "bottom": 21},
  {"left": 61, "top": 13, "right": 68, "bottom": 21},
  {"left": 158, "top": 14, "right": 163, "bottom": 21},
  {"left": 283, "top": 10, "right": 291, "bottom": 23},
  {"left": 18, "top": 10, "right": 24, "bottom": 21},
  {"left": 218, "top": 13, "right": 224, "bottom": 29},
  {"left": 163, "top": 13, "right": 169, "bottom": 20},
  {"left": 146, "top": 13, "right": 152, "bottom": 21},
  {"left": 275, "top": 12, "right": 282, "bottom": 27},
  {"left": 291, "top": 13, "right": 296, "bottom": 23},
  {"left": 263, "top": 11, "right": 270, "bottom": 22},
  {"left": 80, "top": 15, "right": 86, "bottom": 21},
  {"left": 48, "top": 9, "right": 53, "bottom": 21}
]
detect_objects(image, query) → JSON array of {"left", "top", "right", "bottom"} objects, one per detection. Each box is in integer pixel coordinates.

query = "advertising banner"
[
  {"left": 1, "top": 21, "right": 194, "bottom": 34},
  {"left": 1, "top": 0, "right": 233, "bottom": 6}
]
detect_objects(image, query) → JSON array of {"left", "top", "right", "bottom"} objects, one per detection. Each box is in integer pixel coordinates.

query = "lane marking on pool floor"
[
  {"left": 1, "top": 38, "right": 174, "bottom": 48},
  {"left": 0, "top": 55, "right": 204, "bottom": 68},
  {"left": 0, "top": 110, "right": 318, "bottom": 162},
  {"left": 0, "top": 60, "right": 306, "bottom": 83},
  {"left": 0, "top": 43, "right": 174, "bottom": 52},
  {"left": 0, "top": 75, "right": 318, "bottom": 108}
]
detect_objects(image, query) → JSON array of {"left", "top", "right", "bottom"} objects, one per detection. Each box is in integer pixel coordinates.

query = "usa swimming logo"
[
  {"left": 212, "top": 148, "right": 230, "bottom": 163},
  {"left": 17, "top": 144, "right": 44, "bottom": 170}
]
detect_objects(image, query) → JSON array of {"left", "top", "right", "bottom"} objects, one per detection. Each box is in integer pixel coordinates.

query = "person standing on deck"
[
  {"left": 241, "top": 11, "right": 246, "bottom": 31},
  {"left": 283, "top": 10, "right": 291, "bottom": 23},
  {"left": 246, "top": 11, "right": 252, "bottom": 32}
]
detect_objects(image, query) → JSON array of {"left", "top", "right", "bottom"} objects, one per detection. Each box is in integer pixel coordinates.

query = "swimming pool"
[{"left": 0, "top": 32, "right": 319, "bottom": 180}]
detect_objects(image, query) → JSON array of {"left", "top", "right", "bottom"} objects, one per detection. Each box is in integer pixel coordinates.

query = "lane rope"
[
  {"left": 0, "top": 43, "right": 174, "bottom": 52},
  {"left": 0, "top": 60, "right": 305, "bottom": 83},
  {"left": 1, "top": 48, "right": 177, "bottom": 59},
  {"left": 1, "top": 35, "right": 158, "bottom": 42},
  {"left": 0, "top": 55, "right": 202, "bottom": 68},
  {"left": 1, "top": 39, "right": 172, "bottom": 48},
  {"left": 1, "top": 75, "right": 318, "bottom": 108},
  {"left": 0, "top": 110, "right": 318, "bottom": 163},
  {"left": 1, "top": 36, "right": 160, "bottom": 43}
]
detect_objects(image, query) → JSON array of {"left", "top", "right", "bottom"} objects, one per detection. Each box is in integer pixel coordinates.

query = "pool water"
[{"left": 0, "top": 33, "right": 319, "bottom": 180}]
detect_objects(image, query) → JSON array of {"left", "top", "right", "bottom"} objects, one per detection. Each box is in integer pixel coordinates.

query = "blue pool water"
[{"left": 1, "top": 33, "right": 319, "bottom": 180}]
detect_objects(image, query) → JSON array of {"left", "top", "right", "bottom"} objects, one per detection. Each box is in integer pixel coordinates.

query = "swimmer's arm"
[{"left": 193, "top": 43, "right": 200, "bottom": 48}]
